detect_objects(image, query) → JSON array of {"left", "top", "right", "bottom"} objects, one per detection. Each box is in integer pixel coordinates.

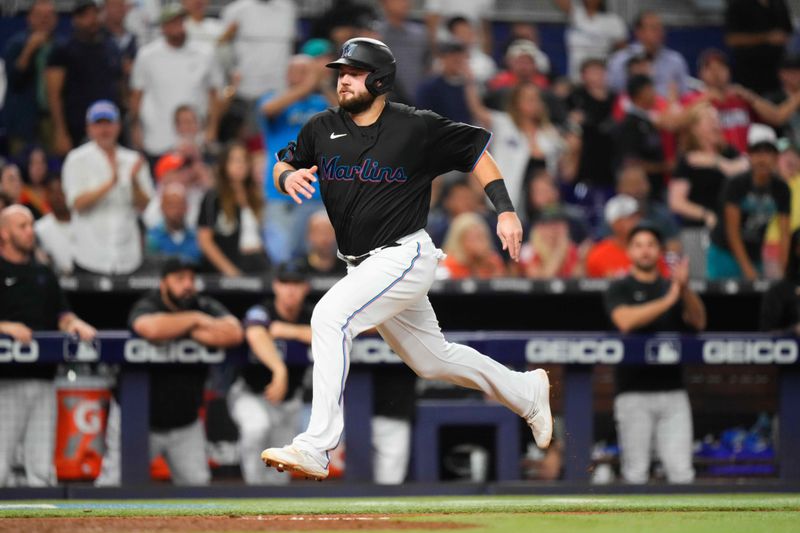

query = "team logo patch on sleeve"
[{"left": 244, "top": 306, "right": 271, "bottom": 327}]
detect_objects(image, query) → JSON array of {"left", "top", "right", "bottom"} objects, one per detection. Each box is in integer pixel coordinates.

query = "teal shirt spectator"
[
  {"left": 256, "top": 90, "right": 328, "bottom": 202},
  {"left": 146, "top": 223, "right": 202, "bottom": 263}
]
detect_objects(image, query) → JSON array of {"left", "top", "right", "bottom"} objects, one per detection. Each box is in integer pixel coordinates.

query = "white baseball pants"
[
  {"left": 292, "top": 229, "right": 536, "bottom": 466},
  {"left": 614, "top": 390, "right": 695, "bottom": 484}
]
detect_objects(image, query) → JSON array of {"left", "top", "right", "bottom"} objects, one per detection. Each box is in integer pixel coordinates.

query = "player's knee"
[{"left": 310, "top": 302, "right": 339, "bottom": 332}]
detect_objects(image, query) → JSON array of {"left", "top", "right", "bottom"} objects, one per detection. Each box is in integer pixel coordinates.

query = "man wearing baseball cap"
[
  {"left": 586, "top": 194, "right": 670, "bottom": 278},
  {"left": 708, "top": 124, "right": 791, "bottom": 280},
  {"left": 61, "top": 99, "right": 154, "bottom": 275}
]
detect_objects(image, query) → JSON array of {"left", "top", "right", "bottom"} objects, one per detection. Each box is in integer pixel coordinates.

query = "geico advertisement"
[
  {"left": 702, "top": 339, "right": 798, "bottom": 364},
  {"left": 123, "top": 339, "right": 225, "bottom": 363},
  {"left": 525, "top": 338, "right": 625, "bottom": 364}
]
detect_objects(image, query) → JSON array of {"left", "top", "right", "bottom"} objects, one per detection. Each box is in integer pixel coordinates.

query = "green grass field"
[{"left": 1, "top": 494, "right": 799, "bottom": 532}]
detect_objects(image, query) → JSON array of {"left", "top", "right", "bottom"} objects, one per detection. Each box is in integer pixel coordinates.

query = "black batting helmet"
[{"left": 326, "top": 37, "right": 396, "bottom": 96}]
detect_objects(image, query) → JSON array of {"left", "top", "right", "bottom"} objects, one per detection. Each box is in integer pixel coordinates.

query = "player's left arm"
[{"left": 472, "top": 151, "right": 524, "bottom": 261}]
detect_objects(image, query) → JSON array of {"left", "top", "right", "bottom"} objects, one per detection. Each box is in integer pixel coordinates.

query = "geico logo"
[
  {"left": 124, "top": 339, "right": 225, "bottom": 363},
  {"left": 525, "top": 339, "right": 624, "bottom": 364},
  {"left": 350, "top": 339, "right": 401, "bottom": 363},
  {"left": 0, "top": 339, "right": 39, "bottom": 362},
  {"left": 703, "top": 340, "right": 798, "bottom": 364},
  {"left": 73, "top": 399, "right": 104, "bottom": 434}
]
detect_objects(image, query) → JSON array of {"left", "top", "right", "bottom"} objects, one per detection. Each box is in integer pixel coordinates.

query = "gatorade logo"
[
  {"left": 0, "top": 339, "right": 39, "bottom": 362},
  {"left": 73, "top": 399, "right": 104, "bottom": 434},
  {"left": 123, "top": 339, "right": 225, "bottom": 363}
]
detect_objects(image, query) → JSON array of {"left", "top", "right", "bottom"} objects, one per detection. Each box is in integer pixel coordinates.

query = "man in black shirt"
[
  {"left": 605, "top": 223, "right": 706, "bottom": 484},
  {"left": 761, "top": 228, "right": 800, "bottom": 333},
  {"left": 709, "top": 124, "right": 791, "bottom": 280},
  {"left": 45, "top": 0, "right": 123, "bottom": 155},
  {"left": 229, "top": 260, "right": 312, "bottom": 485},
  {"left": 0, "top": 205, "right": 95, "bottom": 487},
  {"left": 98, "top": 257, "right": 243, "bottom": 486},
  {"left": 263, "top": 37, "right": 552, "bottom": 480},
  {"left": 615, "top": 74, "right": 667, "bottom": 200}
]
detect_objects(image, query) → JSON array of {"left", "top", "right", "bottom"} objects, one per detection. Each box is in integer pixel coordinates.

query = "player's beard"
[
  {"left": 166, "top": 288, "right": 198, "bottom": 310},
  {"left": 339, "top": 90, "right": 376, "bottom": 114},
  {"left": 633, "top": 258, "right": 658, "bottom": 273}
]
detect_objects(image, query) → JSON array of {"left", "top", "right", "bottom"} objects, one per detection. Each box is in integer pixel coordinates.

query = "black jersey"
[{"left": 283, "top": 102, "right": 492, "bottom": 256}]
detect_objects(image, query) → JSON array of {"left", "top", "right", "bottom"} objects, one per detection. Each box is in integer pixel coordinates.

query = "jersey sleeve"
[
  {"left": 127, "top": 295, "right": 161, "bottom": 330},
  {"left": 243, "top": 304, "right": 272, "bottom": 329},
  {"left": 603, "top": 280, "right": 628, "bottom": 317},
  {"left": 775, "top": 180, "right": 791, "bottom": 214},
  {"left": 279, "top": 119, "right": 316, "bottom": 169},
  {"left": 421, "top": 110, "right": 492, "bottom": 175}
]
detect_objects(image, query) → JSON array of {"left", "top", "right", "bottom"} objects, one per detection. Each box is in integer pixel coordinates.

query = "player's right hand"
[
  {"left": 0, "top": 322, "right": 33, "bottom": 344},
  {"left": 285, "top": 165, "right": 318, "bottom": 204}
]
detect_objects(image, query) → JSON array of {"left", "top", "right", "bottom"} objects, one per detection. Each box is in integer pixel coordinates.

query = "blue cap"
[{"left": 86, "top": 100, "right": 120, "bottom": 123}]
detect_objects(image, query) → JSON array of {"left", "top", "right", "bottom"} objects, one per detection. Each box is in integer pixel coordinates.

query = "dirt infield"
[{"left": 0, "top": 514, "right": 474, "bottom": 532}]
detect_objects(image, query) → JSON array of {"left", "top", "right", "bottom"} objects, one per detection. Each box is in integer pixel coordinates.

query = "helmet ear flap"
[{"left": 366, "top": 68, "right": 395, "bottom": 96}]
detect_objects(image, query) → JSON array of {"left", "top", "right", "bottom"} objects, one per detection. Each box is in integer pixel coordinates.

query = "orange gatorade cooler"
[{"left": 54, "top": 377, "right": 111, "bottom": 480}]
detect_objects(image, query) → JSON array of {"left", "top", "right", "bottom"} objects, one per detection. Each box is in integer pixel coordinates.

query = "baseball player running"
[{"left": 262, "top": 38, "right": 552, "bottom": 480}]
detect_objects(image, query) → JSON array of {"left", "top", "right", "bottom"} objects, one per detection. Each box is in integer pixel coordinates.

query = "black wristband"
[
  {"left": 484, "top": 179, "right": 515, "bottom": 214},
  {"left": 278, "top": 169, "right": 292, "bottom": 193}
]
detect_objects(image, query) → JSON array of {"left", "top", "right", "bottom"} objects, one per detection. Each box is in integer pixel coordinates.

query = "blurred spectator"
[
  {"left": 761, "top": 228, "right": 800, "bottom": 333},
  {"left": 525, "top": 170, "right": 590, "bottom": 245},
  {"left": 765, "top": 55, "right": 800, "bottom": 148},
  {"left": 62, "top": 100, "right": 153, "bottom": 275},
  {"left": 467, "top": 82, "right": 565, "bottom": 212},
  {"left": 725, "top": 0, "right": 792, "bottom": 95},
  {"left": 103, "top": 0, "right": 138, "bottom": 72},
  {"left": 607, "top": 11, "right": 689, "bottom": 98},
  {"left": 567, "top": 58, "right": 617, "bottom": 192},
  {"left": 182, "top": 0, "right": 224, "bottom": 54},
  {"left": 130, "top": 3, "right": 222, "bottom": 159},
  {"left": 197, "top": 142, "right": 269, "bottom": 276},
  {"left": 669, "top": 104, "right": 749, "bottom": 278},
  {"left": 19, "top": 145, "right": 53, "bottom": 216},
  {"left": 708, "top": 124, "right": 791, "bottom": 280},
  {"left": 605, "top": 223, "right": 705, "bottom": 484},
  {"left": 34, "top": 177, "right": 75, "bottom": 275},
  {"left": 308, "top": 0, "right": 380, "bottom": 49},
  {"left": 0, "top": 205, "right": 96, "bottom": 487},
  {"left": 99, "top": 258, "right": 243, "bottom": 486},
  {"left": 146, "top": 182, "right": 201, "bottom": 264},
  {"left": 427, "top": 178, "right": 488, "bottom": 247},
  {"left": 46, "top": 0, "right": 123, "bottom": 156},
  {"left": 614, "top": 75, "right": 668, "bottom": 200},
  {"left": 230, "top": 260, "right": 312, "bottom": 484},
  {"left": 1, "top": 163, "right": 42, "bottom": 219},
  {"left": 258, "top": 55, "right": 330, "bottom": 263},
  {"left": 123, "top": 0, "right": 162, "bottom": 47},
  {"left": 220, "top": 0, "right": 297, "bottom": 99},
  {"left": 488, "top": 40, "right": 550, "bottom": 93},
  {"left": 555, "top": 0, "right": 627, "bottom": 82},
  {"left": 301, "top": 210, "right": 346, "bottom": 276},
  {"left": 376, "top": 0, "right": 429, "bottom": 104},
  {"left": 441, "top": 212, "right": 506, "bottom": 279},
  {"left": 416, "top": 41, "right": 472, "bottom": 124},
  {"left": 600, "top": 164, "right": 680, "bottom": 254},
  {"left": 424, "top": 0, "right": 495, "bottom": 54},
  {"left": 587, "top": 194, "right": 669, "bottom": 278},
  {"left": 499, "top": 22, "right": 550, "bottom": 72},
  {"left": 172, "top": 104, "right": 214, "bottom": 162},
  {"left": 683, "top": 49, "right": 794, "bottom": 153},
  {"left": 763, "top": 141, "right": 800, "bottom": 276},
  {"left": 2, "top": 0, "right": 57, "bottom": 154},
  {"left": 517, "top": 208, "right": 582, "bottom": 278},
  {"left": 143, "top": 147, "right": 210, "bottom": 230},
  {"left": 447, "top": 16, "right": 496, "bottom": 87}
]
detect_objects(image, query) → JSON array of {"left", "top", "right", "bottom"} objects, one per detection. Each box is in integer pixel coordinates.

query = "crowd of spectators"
[{"left": 0, "top": 0, "right": 798, "bottom": 282}]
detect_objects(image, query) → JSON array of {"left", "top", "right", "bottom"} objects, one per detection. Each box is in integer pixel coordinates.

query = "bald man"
[{"left": 0, "top": 205, "right": 96, "bottom": 487}]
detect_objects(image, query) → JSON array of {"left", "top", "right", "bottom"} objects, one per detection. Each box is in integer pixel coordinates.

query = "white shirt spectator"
[
  {"left": 131, "top": 38, "right": 222, "bottom": 156},
  {"left": 62, "top": 142, "right": 155, "bottom": 274},
  {"left": 566, "top": 3, "right": 627, "bottom": 81},
  {"left": 0, "top": 59, "right": 6, "bottom": 110},
  {"left": 35, "top": 214, "right": 75, "bottom": 275},
  {"left": 184, "top": 16, "right": 224, "bottom": 55},
  {"left": 142, "top": 184, "right": 204, "bottom": 230},
  {"left": 488, "top": 111, "right": 565, "bottom": 209},
  {"left": 124, "top": 0, "right": 162, "bottom": 47},
  {"left": 221, "top": 0, "right": 297, "bottom": 99}
]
